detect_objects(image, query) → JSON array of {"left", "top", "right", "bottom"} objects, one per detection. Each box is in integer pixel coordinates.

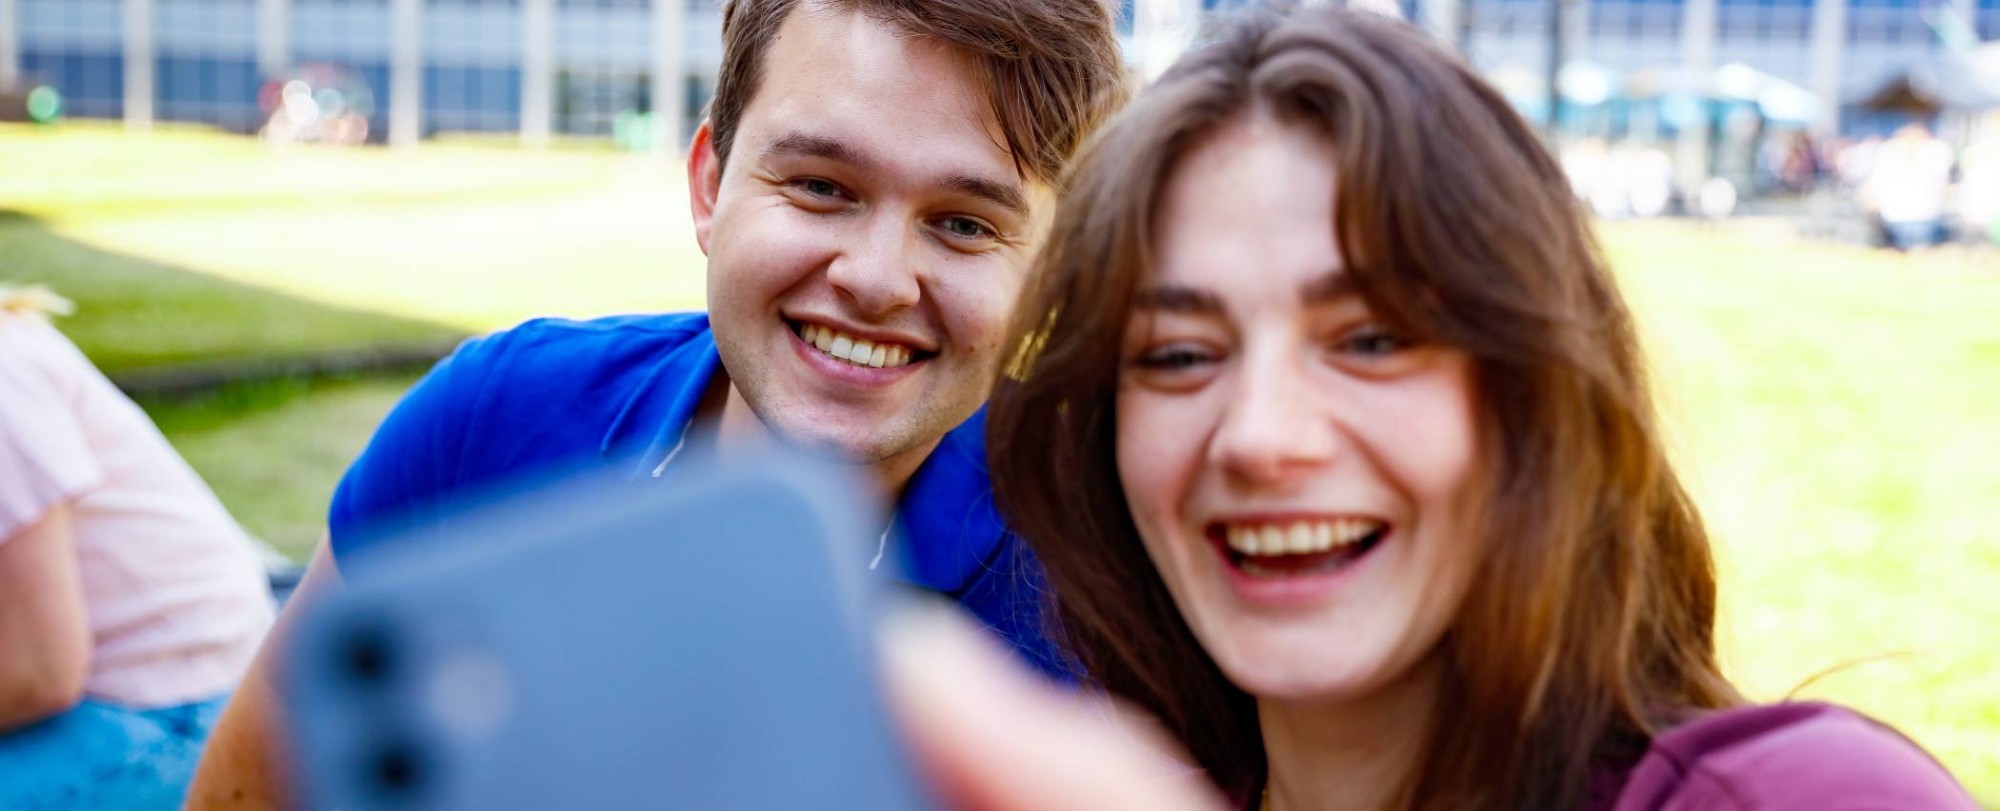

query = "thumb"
[{"left": 878, "top": 605, "right": 1230, "bottom": 811}]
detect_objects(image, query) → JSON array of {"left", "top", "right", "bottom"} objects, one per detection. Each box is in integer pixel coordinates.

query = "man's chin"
[
  {"left": 764, "top": 418, "right": 921, "bottom": 468},
  {"left": 742, "top": 382, "right": 967, "bottom": 472}
]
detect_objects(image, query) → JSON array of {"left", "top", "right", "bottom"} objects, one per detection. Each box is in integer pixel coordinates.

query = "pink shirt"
[{"left": 0, "top": 313, "right": 274, "bottom": 709}]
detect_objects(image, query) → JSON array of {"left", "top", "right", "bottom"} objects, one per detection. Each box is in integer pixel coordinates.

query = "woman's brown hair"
[{"left": 987, "top": 8, "right": 1741, "bottom": 809}]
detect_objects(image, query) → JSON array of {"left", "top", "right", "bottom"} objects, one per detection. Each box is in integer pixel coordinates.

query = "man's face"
[{"left": 692, "top": 3, "right": 1052, "bottom": 474}]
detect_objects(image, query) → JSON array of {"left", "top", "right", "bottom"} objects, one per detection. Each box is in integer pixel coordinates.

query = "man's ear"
[{"left": 687, "top": 119, "right": 723, "bottom": 256}]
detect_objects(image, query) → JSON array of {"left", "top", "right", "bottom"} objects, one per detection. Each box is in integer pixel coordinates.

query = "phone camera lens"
[
  {"left": 340, "top": 622, "right": 396, "bottom": 685},
  {"left": 364, "top": 740, "right": 429, "bottom": 800}
]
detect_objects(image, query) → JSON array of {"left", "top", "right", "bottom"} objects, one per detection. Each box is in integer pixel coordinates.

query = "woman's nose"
[{"left": 1209, "top": 354, "right": 1339, "bottom": 486}]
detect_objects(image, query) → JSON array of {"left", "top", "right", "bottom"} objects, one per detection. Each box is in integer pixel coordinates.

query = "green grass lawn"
[
  {"left": 2, "top": 121, "right": 709, "bottom": 373},
  {"left": 137, "top": 374, "right": 421, "bottom": 558},
  {"left": 0, "top": 212, "right": 462, "bottom": 373},
  {"left": 1603, "top": 223, "right": 2000, "bottom": 803},
  {"left": 5, "top": 124, "right": 1996, "bottom": 803}
]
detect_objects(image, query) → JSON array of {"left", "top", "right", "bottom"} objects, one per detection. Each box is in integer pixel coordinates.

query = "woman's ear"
[{"left": 687, "top": 120, "right": 723, "bottom": 256}]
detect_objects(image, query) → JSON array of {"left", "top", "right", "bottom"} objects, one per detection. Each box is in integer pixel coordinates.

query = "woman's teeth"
[
  {"left": 1224, "top": 519, "right": 1383, "bottom": 556},
  {"left": 798, "top": 323, "right": 916, "bottom": 369}
]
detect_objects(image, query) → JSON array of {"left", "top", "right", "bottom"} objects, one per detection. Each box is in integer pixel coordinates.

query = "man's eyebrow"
[
  {"left": 761, "top": 132, "right": 1030, "bottom": 219},
  {"left": 1133, "top": 285, "right": 1224, "bottom": 314},
  {"left": 944, "top": 174, "right": 1031, "bottom": 218},
  {"left": 761, "top": 132, "right": 878, "bottom": 172}
]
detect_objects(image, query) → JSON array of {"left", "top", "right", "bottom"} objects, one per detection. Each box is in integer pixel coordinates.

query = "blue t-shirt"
[{"left": 327, "top": 313, "right": 1067, "bottom": 677}]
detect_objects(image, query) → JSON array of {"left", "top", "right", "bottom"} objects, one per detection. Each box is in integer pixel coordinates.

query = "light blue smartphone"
[{"left": 281, "top": 454, "right": 937, "bottom": 811}]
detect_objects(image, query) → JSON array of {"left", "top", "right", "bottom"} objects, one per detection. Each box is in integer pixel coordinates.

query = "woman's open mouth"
[{"left": 1209, "top": 518, "right": 1388, "bottom": 577}]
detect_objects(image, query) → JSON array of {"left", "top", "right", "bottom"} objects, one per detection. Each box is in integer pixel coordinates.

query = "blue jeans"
[
  {"left": 0, "top": 695, "right": 228, "bottom": 811},
  {"left": 1885, "top": 219, "right": 1941, "bottom": 251}
]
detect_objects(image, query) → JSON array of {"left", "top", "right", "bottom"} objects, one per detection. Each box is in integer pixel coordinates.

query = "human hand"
[{"left": 880, "top": 607, "right": 1230, "bottom": 811}]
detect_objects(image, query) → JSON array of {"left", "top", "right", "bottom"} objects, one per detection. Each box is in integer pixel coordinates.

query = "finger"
[{"left": 879, "top": 605, "right": 1229, "bottom": 811}]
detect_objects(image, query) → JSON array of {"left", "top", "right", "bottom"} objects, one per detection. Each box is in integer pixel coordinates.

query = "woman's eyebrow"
[
  {"left": 1135, "top": 270, "right": 1351, "bottom": 314},
  {"left": 1133, "top": 285, "right": 1224, "bottom": 314},
  {"left": 1300, "top": 269, "right": 1355, "bottom": 304}
]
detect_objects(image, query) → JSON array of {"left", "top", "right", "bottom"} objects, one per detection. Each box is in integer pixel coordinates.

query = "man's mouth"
[
  {"left": 790, "top": 320, "right": 928, "bottom": 369},
  {"left": 1211, "top": 518, "right": 1388, "bottom": 577}
]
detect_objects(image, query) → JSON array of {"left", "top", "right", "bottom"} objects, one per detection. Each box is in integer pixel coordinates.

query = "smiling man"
[{"left": 184, "top": 2, "right": 1126, "bottom": 806}]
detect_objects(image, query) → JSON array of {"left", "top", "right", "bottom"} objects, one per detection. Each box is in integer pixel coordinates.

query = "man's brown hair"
[
  {"left": 988, "top": 8, "right": 1741, "bottom": 809},
  {"left": 706, "top": 0, "right": 1127, "bottom": 185}
]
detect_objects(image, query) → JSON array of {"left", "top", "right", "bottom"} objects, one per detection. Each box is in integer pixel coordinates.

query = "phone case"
[{"left": 283, "top": 454, "right": 936, "bottom": 811}]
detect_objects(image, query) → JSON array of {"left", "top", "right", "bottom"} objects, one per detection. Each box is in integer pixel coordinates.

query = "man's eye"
[
  {"left": 793, "top": 178, "right": 844, "bottom": 198},
  {"left": 938, "top": 216, "right": 996, "bottom": 241}
]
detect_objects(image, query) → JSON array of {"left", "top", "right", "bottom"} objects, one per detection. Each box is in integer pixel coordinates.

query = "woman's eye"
[
  {"left": 1338, "top": 326, "right": 1413, "bottom": 357},
  {"left": 1133, "top": 346, "right": 1213, "bottom": 371}
]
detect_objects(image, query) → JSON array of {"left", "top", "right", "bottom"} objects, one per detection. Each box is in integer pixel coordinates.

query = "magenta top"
[{"left": 1598, "top": 702, "right": 1976, "bottom": 810}]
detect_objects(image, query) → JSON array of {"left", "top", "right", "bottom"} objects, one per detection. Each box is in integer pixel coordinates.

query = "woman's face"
[{"left": 1115, "top": 118, "right": 1484, "bottom": 704}]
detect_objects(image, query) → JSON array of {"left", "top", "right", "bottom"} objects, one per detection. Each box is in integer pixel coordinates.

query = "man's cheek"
[{"left": 937, "top": 280, "right": 1018, "bottom": 350}]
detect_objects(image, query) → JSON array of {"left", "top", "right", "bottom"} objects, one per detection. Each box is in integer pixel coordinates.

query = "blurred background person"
[
  {"left": 1836, "top": 134, "right": 1882, "bottom": 192},
  {"left": 1778, "top": 131, "right": 1825, "bottom": 195},
  {"left": 1624, "top": 147, "right": 1676, "bottom": 219},
  {"left": 0, "top": 284, "right": 275, "bottom": 811},
  {"left": 1863, "top": 123, "right": 1955, "bottom": 251},
  {"left": 1957, "top": 132, "right": 2000, "bottom": 247}
]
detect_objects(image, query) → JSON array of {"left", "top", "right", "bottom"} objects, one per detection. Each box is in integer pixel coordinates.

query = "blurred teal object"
[
  {"left": 613, "top": 110, "right": 656, "bottom": 151},
  {"left": 0, "top": 83, "right": 61, "bottom": 123},
  {"left": 1661, "top": 93, "right": 1706, "bottom": 130},
  {"left": 25, "top": 86, "right": 62, "bottom": 123}
]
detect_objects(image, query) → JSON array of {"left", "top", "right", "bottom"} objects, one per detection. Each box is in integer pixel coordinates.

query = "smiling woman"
[
  {"left": 985, "top": 7, "right": 1978, "bottom": 811},
  {"left": 1113, "top": 118, "right": 1485, "bottom": 718}
]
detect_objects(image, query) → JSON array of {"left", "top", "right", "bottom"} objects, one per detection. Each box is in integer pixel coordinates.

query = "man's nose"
[{"left": 826, "top": 214, "right": 922, "bottom": 317}]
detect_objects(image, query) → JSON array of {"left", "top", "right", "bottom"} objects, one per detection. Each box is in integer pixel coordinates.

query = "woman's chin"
[{"left": 1214, "top": 651, "right": 1384, "bottom": 705}]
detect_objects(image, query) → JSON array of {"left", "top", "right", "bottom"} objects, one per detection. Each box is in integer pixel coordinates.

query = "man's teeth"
[
  {"left": 1224, "top": 519, "right": 1382, "bottom": 556},
  {"left": 799, "top": 323, "right": 915, "bottom": 369}
]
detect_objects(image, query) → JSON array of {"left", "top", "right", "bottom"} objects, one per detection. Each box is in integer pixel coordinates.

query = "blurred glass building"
[
  {"left": 0, "top": 0, "right": 1990, "bottom": 146},
  {"left": 1460, "top": 0, "right": 1994, "bottom": 130},
  {"left": 0, "top": 0, "right": 721, "bottom": 145}
]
